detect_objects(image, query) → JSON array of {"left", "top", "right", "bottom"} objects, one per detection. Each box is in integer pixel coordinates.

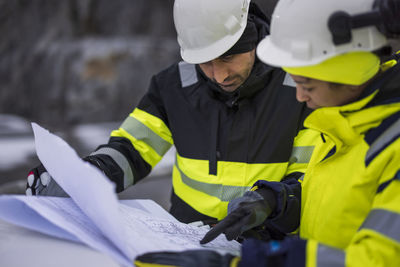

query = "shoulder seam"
[{"left": 178, "top": 61, "right": 198, "bottom": 87}]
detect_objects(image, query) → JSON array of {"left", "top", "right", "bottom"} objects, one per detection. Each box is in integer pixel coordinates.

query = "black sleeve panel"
[
  {"left": 282, "top": 171, "right": 305, "bottom": 181},
  {"left": 103, "top": 136, "right": 152, "bottom": 181},
  {"left": 136, "top": 73, "right": 171, "bottom": 128},
  {"left": 83, "top": 154, "right": 125, "bottom": 192},
  {"left": 90, "top": 65, "right": 180, "bottom": 191},
  {"left": 85, "top": 136, "right": 153, "bottom": 193}
]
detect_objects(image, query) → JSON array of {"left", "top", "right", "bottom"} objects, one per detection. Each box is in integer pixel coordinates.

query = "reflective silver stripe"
[
  {"left": 366, "top": 118, "right": 400, "bottom": 162},
  {"left": 289, "top": 146, "right": 315, "bottom": 164},
  {"left": 178, "top": 61, "right": 198, "bottom": 87},
  {"left": 359, "top": 209, "right": 400, "bottom": 243},
  {"left": 121, "top": 116, "right": 172, "bottom": 156},
  {"left": 317, "top": 244, "right": 345, "bottom": 267},
  {"left": 283, "top": 73, "right": 296, "bottom": 87},
  {"left": 91, "top": 147, "right": 134, "bottom": 188},
  {"left": 175, "top": 163, "right": 251, "bottom": 202}
]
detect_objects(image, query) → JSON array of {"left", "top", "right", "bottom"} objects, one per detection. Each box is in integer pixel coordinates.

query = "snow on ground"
[
  {"left": 0, "top": 114, "right": 32, "bottom": 136},
  {"left": 0, "top": 137, "right": 35, "bottom": 170},
  {"left": 72, "top": 122, "right": 121, "bottom": 152},
  {"left": 0, "top": 114, "right": 35, "bottom": 170}
]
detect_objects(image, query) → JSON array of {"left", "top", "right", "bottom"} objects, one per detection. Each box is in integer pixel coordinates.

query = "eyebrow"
[{"left": 292, "top": 77, "right": 310, "bottom": 84}]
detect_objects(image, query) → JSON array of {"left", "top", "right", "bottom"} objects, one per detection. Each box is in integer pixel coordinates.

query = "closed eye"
[
  {"left": 218, "top": 55, "right": 234, "bottom": 62},
  {"left": 302, "top": 87, "right": 314, "bottom": 92}
]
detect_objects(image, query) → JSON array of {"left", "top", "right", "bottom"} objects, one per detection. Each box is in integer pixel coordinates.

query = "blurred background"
[
  {"left": 0, "top": 0, "right": 278, "bottom": 197},
  {"left": 1, "top": 0, "right": 399, "bottom": 197}
]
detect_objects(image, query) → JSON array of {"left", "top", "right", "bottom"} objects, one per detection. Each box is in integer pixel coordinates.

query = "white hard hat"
[
  {"left": 257, "top": 0, "right": 388, "bottom": 67},
  {"left": 173, "top": 0, "right": 251, "bottom": 64}
]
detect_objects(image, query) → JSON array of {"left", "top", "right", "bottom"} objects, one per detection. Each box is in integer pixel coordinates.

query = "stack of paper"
[{"left": 0, "top": 123, "right": 240, "bottom": 266}]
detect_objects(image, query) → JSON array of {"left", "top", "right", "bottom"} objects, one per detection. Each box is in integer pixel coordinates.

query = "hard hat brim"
[
  {"left": 257, "top": 36, "right": 325, "bottom": 68},
  {"left": 181, "top": 22, "right": 248, "bottom": 64},
  {"left": 257, "top": 31, "right": 387, "bottom": 68}
]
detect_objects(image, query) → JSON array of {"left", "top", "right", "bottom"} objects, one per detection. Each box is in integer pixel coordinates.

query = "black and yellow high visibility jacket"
[{"left": 90, "top": 60, "right": 318, "bottom": 223}]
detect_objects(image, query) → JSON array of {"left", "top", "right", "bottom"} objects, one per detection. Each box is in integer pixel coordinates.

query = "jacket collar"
[
  {"left": 305, "top": 64, "right": 400, "bottom": 148},
  {"left": 196, "top": 60, "right": 274, "bottom": 107}
]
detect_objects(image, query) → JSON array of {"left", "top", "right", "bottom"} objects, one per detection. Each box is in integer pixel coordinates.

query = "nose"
[
  {"left": 296, "top": 86, "right": 310, "bottom": 103},
  {"left": 212, "top": 62, "right": 229, "bottom": 84}
]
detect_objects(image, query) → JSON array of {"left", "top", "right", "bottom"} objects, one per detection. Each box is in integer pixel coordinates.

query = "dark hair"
[{"left": 221, "top": 3, "right": 270, "bottom": 57}]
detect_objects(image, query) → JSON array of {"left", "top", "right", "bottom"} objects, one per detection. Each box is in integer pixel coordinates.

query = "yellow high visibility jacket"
[{"left": 300, "top": 63, "right": 400, "bottom": 266}]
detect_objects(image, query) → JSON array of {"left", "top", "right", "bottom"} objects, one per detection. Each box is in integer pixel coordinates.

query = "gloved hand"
[
  {"left": 187, "top": 220, "right": 213, "bottom": 230},
  {"left": 200, "top": 189, "right": 276, "bottom": 244},
  {"left": 377, "top": 0, "right": 400, "bottom": 38},
  {"left": 25, "top": 155, "right": 110, "bottom": 196},
  {"left": 26, "top": 163, "right": 68, "bottom": 196},
  {"left": 134, "top": 250, "right": 240, "bottom": 267}
]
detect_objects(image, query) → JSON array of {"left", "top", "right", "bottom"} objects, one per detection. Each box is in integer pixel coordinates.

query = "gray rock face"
[
  {"left": 0, "top": 0, "right": 179, "bottom": 127},
  {"left": 27, "top": 37, "right": 179, "bottom": 125}
]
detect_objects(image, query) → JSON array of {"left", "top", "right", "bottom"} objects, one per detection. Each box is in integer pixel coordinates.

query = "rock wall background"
[
  {"left": 0, "top": 0, "right": 278, "bottom": 129},
  {"left": 0, "top": 0, "right": 177, "bottom": 128}
]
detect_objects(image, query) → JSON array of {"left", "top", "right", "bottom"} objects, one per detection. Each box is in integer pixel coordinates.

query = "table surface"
[
  {"left": 0, "top": 218, "right": 121, "bottom": 267},
  {"left": 0, "top": 199, "right": 172, "bottom": 267}
]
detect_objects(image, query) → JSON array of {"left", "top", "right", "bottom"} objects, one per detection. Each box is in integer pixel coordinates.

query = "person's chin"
[
  {"left": 306, "top": 102, "right": 320, "bottom": 110},
  {"left": 220, "top": 84, "right": 238, "bottom": 92}
]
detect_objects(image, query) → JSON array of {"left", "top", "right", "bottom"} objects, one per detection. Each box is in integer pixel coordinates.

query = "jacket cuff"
[
  {"left": 284, "top": 238, "right": 306, "bottom": 267},
  {"left": 239, "top": 238, "right": 306, "bottom": 267},
  {"left": 253, "top": 178, "right": 301, "bottom": 233},
  {"left": 254, "top": 187, "right": 277, "bottom": 213}
]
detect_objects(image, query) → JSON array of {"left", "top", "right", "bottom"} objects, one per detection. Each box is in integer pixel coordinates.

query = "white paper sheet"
[
  {"left": 0, "top": 195, "right": 130, "bottom": 266},
  {"left": 0, "top": 195, "right": 241, "bottom": 266},
  {"left": 119, "top": 204, "right": 241, "bottom": 256},
  {"left": 120, "top": 199, "right": 177, "bottom": 222},
  {"left": 32, "top": 123, "right": 132, "bottom": 260},
  {"left": 0, "top": 123, "right": 241, "bottom": 266}
]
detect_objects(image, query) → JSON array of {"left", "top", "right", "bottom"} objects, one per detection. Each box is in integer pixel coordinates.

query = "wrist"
[{"left": 255, "top": 187, "right": 277, "bottom": 214}]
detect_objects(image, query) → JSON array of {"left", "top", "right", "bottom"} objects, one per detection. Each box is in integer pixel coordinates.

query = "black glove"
[
  {"left": 200, "top": 189, "right": 276, "bottom": 244},
  {"left": 377, "top": 0, "right": 400, "bottom": 38},
  {"left": 134, "top": 250, "right": 239, "bottom": 267},
  {"left": 26, "top": 163, "right": 68, "bottom": 196}
]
